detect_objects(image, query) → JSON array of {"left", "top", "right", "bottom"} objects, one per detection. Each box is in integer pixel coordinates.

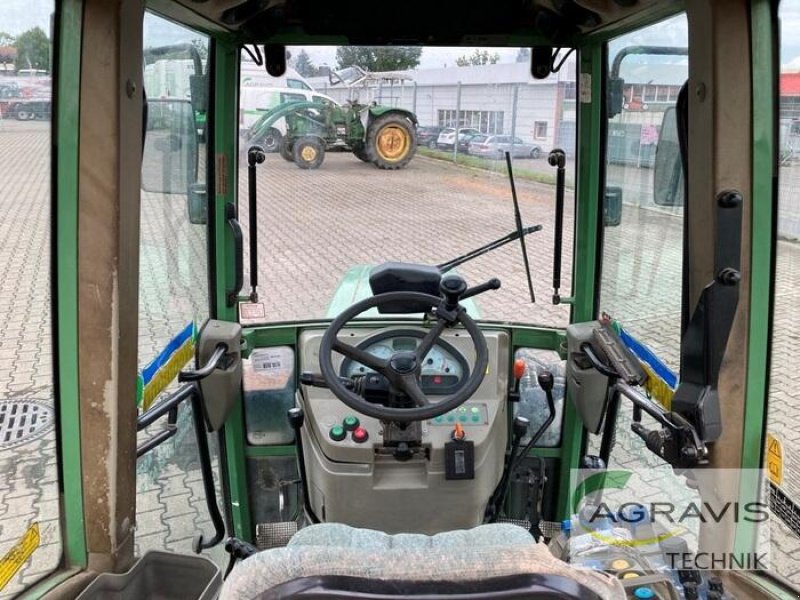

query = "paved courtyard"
[{"left": 0, "top": 120, "right": 799, "bottom": 596}]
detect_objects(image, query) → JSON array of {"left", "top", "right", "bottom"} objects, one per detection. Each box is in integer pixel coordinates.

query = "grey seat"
[{"left": 220, "top": 523, "right": 625, "bottom": 600}]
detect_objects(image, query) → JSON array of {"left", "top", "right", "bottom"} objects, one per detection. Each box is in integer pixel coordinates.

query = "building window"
[
  {"left": 437, "top": 109, "right": 504, "bottom": 134},
  {"left": 533, "top": 121, "right": 548, "bottom": 139}
]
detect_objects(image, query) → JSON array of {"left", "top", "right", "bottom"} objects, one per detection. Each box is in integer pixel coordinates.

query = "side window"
[
  {"left": 280, "top": 92, "right": 306, "bottom": 103},
  {"left": 765, "top": 0, "right": 800, "bottom": 586},
  {"left": 0, "top": 3, "right": 61, "bottom": 595},
  {"left": 286, "top": 78, "right": 311, "bottom": 90},
  {"left": 137, "top": 14, "right": 221, "bottom": 562},
  {"left": 593, "top": 11, "right": 697, "bottom": 539}
]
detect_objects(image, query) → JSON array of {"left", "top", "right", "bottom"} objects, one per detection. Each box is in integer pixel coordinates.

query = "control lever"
[
  {"left": 508, "top": 358, "right": 526, "bottom": 402},
  {"left": 486, "top": 369, "right": 555, "bottom": 524},
  {"left": 300, "top": 371, "right": 355, "bottom": 390},
  {"left": 547, "top": 149, "right": 566, "bottom": 304},
  {"left": 437, "top": 276, "right": 501, "bottom": 322}
]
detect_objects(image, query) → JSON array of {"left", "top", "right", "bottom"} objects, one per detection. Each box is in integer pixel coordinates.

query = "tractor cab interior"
[{"left": 7, "top": 0, "right": 795, "bottom": 599}]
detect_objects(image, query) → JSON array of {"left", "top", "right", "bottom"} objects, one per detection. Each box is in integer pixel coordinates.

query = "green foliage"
[
  {"left": 293, "top": 49, "right": 318, "bottom": 77},
  {"left": 335, "top": 47, "right": 422, "bottom": 72},
  {"left": 14, "top": 27, "right": 50, "bottom": 72},
  {"left": 455, "top": 49, "right": 500, "bottom": 67},
  {"left": 0, "top": 32, "right": 14, "bottom": 47}
]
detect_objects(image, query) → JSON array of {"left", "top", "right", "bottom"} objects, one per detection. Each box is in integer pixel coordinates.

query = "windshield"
[{"left": 238, "top": 45, "right": 576, "bottom": 326}]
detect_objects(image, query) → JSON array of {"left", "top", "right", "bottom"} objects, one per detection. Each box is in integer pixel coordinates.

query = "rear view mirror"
[
  {"left": 653, "top": 106, "right": 684, "bottom": 206},
  {"left": 141, "top": 99, "right": 198, "bottom": 195}
]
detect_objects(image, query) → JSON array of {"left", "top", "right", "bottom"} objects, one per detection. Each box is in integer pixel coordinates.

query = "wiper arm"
[{"left": 436, "top": 224, "right": 542, "bottom": 273}]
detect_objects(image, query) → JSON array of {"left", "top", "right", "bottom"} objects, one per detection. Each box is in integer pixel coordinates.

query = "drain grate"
[{"left": 0, "top": 399, "right": 55, "bottom": 449}]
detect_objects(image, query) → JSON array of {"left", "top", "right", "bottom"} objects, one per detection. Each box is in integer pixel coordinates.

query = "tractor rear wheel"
[
  {"left": 279, "top": 138, "right": 294, "bottom": 162},
  {"left": 366, "top": 114, "right": 417, "bottom": 169},
  {"left": 293, "top": 137, "right": 325, "bottom": 169}
]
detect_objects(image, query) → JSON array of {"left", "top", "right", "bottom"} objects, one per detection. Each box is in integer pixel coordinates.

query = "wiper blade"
[
  {"left": 436, "top": 224, "right": 542, "bottom": 273},
  {"left": 505, "top": 152, "right": 536, "bottom": 303}
]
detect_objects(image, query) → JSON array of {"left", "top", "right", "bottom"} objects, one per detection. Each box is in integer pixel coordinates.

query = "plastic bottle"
[{"left": 548, "top": 519, "right": 572, "bottom": 561}]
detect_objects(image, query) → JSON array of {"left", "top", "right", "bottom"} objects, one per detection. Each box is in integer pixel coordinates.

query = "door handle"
[{"left": 225, "top": 202, "right": 243, "bottom": 307}]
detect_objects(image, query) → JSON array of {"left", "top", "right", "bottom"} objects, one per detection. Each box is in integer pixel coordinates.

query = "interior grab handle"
[
  {"left": 225, "top": 202, "right": 244, "bottom": 307},
  {"left": 179, "top": 343, "right": 228, "bottom": 382}
]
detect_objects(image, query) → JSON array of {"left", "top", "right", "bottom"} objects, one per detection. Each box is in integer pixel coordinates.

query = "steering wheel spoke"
[
  {"left": 332, "top": 338, "right": 389, "bottom": 373},
  {"left": 398, "top": 373, "right": 429, "bottom": 407},
  {"left": 415, "top": 318, "right": 448, "bottom": 362}
]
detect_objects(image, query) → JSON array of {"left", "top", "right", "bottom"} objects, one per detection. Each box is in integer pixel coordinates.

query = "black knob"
[
  {"left": 248, "top": 145, "right": 266, "bottom": 166},
  {"left": 513, "top": 416, "right": 530, "bottom": 439},
  {"left": 287, "top": 407, "right": 304, "bottom": 430},
  {"left": 440, "top": 275, "right": 467, "bottom": 309},
  {"left": 537, "top": 370, "right": 554, "bottom": 392}
]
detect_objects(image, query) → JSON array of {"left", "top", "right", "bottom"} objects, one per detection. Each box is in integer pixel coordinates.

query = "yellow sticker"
[
  {"left": 766, "top": 433, "right": 783, "bottom": 487},
  {"left": 0, "top": 522, "right": 40, "bottom": 590}
]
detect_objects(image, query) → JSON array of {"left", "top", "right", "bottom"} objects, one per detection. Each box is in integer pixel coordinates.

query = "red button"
[{"left": 352, "top": 427, "right": 369, "bottom": 443}]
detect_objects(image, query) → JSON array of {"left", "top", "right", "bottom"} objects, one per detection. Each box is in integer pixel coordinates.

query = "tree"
[
  {"left": 14, "top": 27, "right": 50, "bottom": 72},
  {"left": 455, "top": 49, "right": 500, "bottom": 67},
  {"left": 0, "top": 32, "right": 14, "bottom": 47},
  {"left": 516, "top": 48, "right": 531, "bottom": 63},
  {"left": 335, "top": 47, "right": 422, "bottom": 72},
  {"left": 293, "top": 49, "right": 318, "bottom": 77}
]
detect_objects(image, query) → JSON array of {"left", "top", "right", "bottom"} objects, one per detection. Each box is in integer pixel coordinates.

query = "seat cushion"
[{"left": 220, "top": 524, "right": 625, "bottom": 600}]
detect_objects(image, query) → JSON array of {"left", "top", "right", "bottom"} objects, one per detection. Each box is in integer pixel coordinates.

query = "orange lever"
[
  {"left": 513, "top": 359, "right": 526, "bottom": 380},
  {"left": 453, "top": 423, "right": 465, "bottom": 441}
]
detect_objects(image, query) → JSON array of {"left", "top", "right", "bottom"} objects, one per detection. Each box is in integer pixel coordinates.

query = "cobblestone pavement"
[{"left": 1, "top": 121, "right": 799, "bottom": 595}]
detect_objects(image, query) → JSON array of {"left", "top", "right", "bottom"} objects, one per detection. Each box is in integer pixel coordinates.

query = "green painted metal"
[
  {"left": 368, "top": 105, "right": 417, "bottom": 123},
  {"left": 510, "top": 327, "right": 566, "bottom": 354},
  {"left": 245, "top": 445, "right": 297, "bottom": 458},
  {"left": 733, "top": 0, "right": 776, "bottom": 561},
  {"left": 55, "top": 0, "right": 87, "bottom": 569},
  {"left": 553, "top": 43, "right": 605, "bottom": 520},
  {"left": 214, "top": 39, "right": 253, "bottom": 541}
]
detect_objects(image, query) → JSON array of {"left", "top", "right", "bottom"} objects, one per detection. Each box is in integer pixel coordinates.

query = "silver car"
[
  {"left": 467, "top": 135, "right": 543, "bottom": 159},
  {"left": 436, "top": 127, "right": 481, "bottom": 150}
]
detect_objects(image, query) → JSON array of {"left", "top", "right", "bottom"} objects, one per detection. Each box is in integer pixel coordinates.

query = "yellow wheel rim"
[
  {"left": 376, "top": 125, "right": 410, "bottom": 161},
  {"left": 301, "top": 145, "right": 317, "bottom": 162}
]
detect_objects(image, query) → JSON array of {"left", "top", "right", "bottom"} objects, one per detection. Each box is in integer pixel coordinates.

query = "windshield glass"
[{"left": 238, "top": 45, "right": 576, "bottom": 326}]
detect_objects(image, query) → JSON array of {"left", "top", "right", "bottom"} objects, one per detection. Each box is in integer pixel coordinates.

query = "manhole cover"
[{"left": 0, "top": 399, "right": 54, "bottom": 449}]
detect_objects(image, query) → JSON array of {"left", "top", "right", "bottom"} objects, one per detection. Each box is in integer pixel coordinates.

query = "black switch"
[{"left": 445, "top": 440, "right": 474, "bottom": 480}]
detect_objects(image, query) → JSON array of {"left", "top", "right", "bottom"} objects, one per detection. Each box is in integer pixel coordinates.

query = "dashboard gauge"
[
  {"left": 339, "top": 329, "right": 469, "bottom": 394},
  {"left": 344, "top": 343, "right": 393, "bottom": 376}
]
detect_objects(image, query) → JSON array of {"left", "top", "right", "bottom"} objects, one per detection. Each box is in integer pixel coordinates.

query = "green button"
[
  {"left": 471, "top": 406, "right": 480, "bottom": 414},
  {"left": 329, "top": 425, "right": 346, "bottom": 442},
  {"left": 343, "top": 416, "right": 360, "bottom": 431},
  {"left": 471, "top": 414, "right": 481, "bottom": 423},
  {"left": 458, "top": 407, "right": 467, "bottom": 413},
  {"left": 458, "top": 415, "right": 468, "bottom": 423},
  {"left": 433, "top": 416, "right": 444, "bottom": 424},
  {"left": 446, "top": 414, "right": 456, "bottom": 423}
]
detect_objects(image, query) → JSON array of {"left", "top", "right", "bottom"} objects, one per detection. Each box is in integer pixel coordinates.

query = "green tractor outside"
[{"left": 246, "top": 100, "right": 418, "bottom": 170}]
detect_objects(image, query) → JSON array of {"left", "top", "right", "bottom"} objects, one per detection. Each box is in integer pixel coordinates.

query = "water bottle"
[{"left": 548, "top": 519, "right": 572, "bottom": 560}]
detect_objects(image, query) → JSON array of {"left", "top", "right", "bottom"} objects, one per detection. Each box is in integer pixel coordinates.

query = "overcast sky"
[{"left": 3, "top": 2, "right": 800, "bottom": 69}]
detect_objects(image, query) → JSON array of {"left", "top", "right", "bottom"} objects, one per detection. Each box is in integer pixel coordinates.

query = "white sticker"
[
  {"left": 252, "top": 348, "right": 288, "bottom": 373},
  {"left": 580, "top": 73, "right": 592, "bottom": 103}
]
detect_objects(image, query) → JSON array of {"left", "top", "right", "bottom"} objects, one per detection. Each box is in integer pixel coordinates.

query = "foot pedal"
[{"left": 255, "top": 521, "right": 298, "bottom": 550}]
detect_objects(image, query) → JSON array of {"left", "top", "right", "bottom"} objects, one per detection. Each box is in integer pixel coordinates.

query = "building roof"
[{"left": 781, "top": 72, "right": 800, "bottom": 96}]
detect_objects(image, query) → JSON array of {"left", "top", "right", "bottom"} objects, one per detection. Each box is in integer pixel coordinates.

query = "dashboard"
[{"left": 339, "top": 329, "right": 469, "bottom": 395}]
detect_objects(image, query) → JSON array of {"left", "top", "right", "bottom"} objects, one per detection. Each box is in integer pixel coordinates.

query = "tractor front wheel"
[
  {"left": 293, "top": 137, "right": 325, "bottom": 169},
  {"left": 352, "top": 143, "right": 371, "bottom": 163},
  {"left": 259, "top": 127, "right": 283, "bottom": 153},
  {"left": 279, "top": 139, "right": 295, "bottom": 162},
  {"left": 366, "top": 114, "right": 417, "bottom": 170}
]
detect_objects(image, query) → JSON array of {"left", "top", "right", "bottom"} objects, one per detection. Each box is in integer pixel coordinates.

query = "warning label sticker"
[{"left": 0, "top": 522, "right": 40, "bottom": 590}]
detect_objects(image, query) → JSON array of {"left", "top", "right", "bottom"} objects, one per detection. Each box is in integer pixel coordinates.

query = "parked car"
[
  {"left": 467, "top": 134, "right": 543, "bottom": 159},
  {"left": 416, "top": 125, "right": 444, "bottom": 149},
  {"left": 436, "top": 127, "right": 481, "bottom": 150}
]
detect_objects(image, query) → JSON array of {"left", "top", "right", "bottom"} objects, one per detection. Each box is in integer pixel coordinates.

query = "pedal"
[{"left": 255, "top": 521, "right": 298, "bottom": 550}]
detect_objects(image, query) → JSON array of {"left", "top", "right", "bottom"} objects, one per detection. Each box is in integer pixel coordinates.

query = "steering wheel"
[{"left": 319, "top": 286, "right": 489, "bottom": 423}]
